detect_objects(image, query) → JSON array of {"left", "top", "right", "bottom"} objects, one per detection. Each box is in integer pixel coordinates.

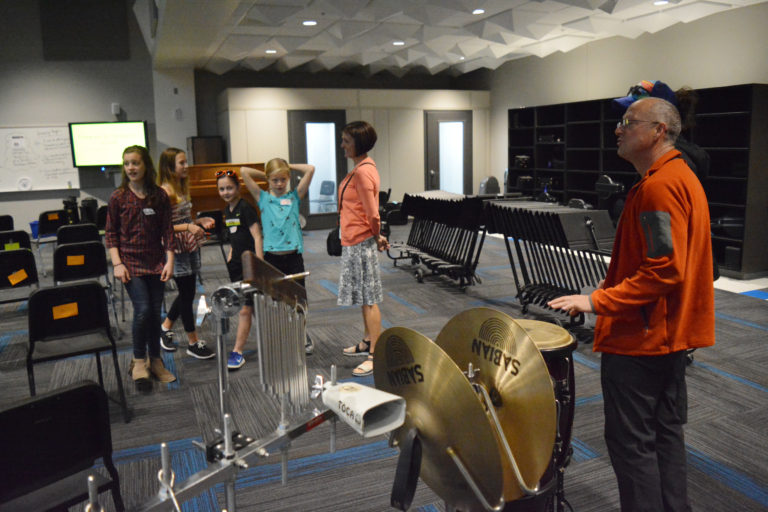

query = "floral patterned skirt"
[{"left": 337, "top": 237, "right": 383, "bottom": 306}]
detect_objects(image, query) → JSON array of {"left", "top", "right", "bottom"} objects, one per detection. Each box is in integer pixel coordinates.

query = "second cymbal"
[{"left": 435, "top": 308, "right": 556, "bottom": 501}]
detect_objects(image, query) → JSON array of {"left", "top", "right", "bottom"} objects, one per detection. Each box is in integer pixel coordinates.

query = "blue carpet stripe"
[
  {"left": 382, "top": 318, "right": 393, "bottom": 329},
  {"left": 575, "top": 393, "right": 603, "bottom": 406},
  {"left": 163, "top": 350, "right": 180, "bottom": 390},
  {"left": 319, "top": 279, "right": 339, "bottom": 295},
  {"left": 572, "top": 351, "right": 600, "bottom": 370},
  {"left": 387, "top": 291, "right": 427, "bottom": 314},
  {"left": 234, "top": 440, "right": 396, "bottom": 490},
  {"left": 715, "top": 312, "right": 768, "bottom": 332},
  {"left": 692, "top": 360, "right": 768, "bottom": 393},
  {"left": 687, "top": 445, "right": 768, "bottom": 507},
  {"left": 740, "top": 289, "right": 768, "bottom": 300},
  {"left": 571, "top": 437, "right": 600, "bottom": 462},
  {"left": 106, "top": 437, "right": 214, "bottom": 511},
  {"left": 417, "top": 505, "right": 441, "bottom": 512},
  {"left": 0, "top": 329, "right": 28, "bottom": 354}
]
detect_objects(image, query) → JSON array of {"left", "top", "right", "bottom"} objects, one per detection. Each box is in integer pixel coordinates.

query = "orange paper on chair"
[
  {"left": 67, "top": 254, "right": 85, "bottom": 266},
  {"left": 8, "top": 269, "right": 28, "bottom": 286},
  {"left": 47, "top": 213, "right": 59, "bottom": 220},
  {"left": 52, "top": 302, "right": 79, "bottom": 320}
]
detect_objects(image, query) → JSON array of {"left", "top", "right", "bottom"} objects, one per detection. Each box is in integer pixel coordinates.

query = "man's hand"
[{"left": 547, "top": 294, "right": 592, "bottom": 316}]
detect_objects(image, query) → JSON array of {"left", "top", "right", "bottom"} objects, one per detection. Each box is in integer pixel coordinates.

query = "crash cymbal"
[
  {"left": 374, "top": 327, "right": 504, "bottom": 511},
  {"left": 435, "top": 308, "right": 556, "bottom": 501},
  {"left": 514, "top": 319, "right": 574, "bottom": 352}
]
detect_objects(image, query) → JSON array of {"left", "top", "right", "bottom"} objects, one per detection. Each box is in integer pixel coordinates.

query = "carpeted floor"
[{"left": 0, "top": 222, "right": 766, "bottom": 511}]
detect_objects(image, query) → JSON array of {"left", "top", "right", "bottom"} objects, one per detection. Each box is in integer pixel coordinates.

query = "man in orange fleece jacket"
[{"left": 549, "top": 97, "right": 714, "bottom": 512}]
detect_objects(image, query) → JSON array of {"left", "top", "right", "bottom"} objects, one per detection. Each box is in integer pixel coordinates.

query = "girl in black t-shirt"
[{"left": 217, "top": 170, "right": 262, "bottom": 369}]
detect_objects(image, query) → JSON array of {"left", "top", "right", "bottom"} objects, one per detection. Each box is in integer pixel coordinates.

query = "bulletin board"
[{"left": 0, "top": 126, "right": 80, "bottom": 192}]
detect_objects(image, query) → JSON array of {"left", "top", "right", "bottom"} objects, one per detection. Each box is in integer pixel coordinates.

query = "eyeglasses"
[
  {"left": 215, "top": 169, "right": 236, "bottom": 178},
  {"left": 616, "top": 118, "right": 660, "bottom": 130}
]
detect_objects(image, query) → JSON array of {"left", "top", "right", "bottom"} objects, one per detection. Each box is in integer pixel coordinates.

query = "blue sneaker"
[{"left": 227, "top": 351, "right": 245, "bottom": 370}]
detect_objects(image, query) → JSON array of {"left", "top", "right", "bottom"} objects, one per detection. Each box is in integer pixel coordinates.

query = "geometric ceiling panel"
[
  {"left": 663, "top": 0, "right": 731, "bottom": 22},
  {"left": 143, "top": 0, "right": 768, "bottom": 76},
  {"left": 244, "top": 4, "right": 305, "bottom": 26}
]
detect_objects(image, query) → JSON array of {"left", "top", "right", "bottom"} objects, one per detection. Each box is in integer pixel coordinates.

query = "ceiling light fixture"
[
  {"left": 472, "top": 8, "right": 485, "bottom": 15},
  {"left": 265, "top": 49, "right": 277, "bottom": 54},
  {"left": 302, "top": 20, "right": 317, "bottom": 26},
  {"left": 653, "top": 0, "right": 669, "bottom": 4},
  {"left": 393, "top": 41, "right": 405, "bottom": 46}
]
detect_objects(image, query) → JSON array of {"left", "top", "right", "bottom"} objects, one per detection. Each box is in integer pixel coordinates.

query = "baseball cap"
[{"left": 612, "top": 80, "right": 677, "bottom": 114}]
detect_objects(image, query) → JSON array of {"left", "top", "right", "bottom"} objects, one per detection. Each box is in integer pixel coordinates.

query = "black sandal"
[{"left": 343, "top": 339, "right": 371, "bottom": 357}]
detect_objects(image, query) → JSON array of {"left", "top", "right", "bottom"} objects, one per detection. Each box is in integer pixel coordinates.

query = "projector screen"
[{"left": 69, "top": 121, "right": 148, "bottom": 168}]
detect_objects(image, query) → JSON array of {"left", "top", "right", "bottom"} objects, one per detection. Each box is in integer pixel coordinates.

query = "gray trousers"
[{"left": 601, "top": 350, "right": 691, "bottom": 512}]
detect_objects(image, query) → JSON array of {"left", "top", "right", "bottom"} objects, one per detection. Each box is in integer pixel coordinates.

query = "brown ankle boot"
[
  {"left": 149, "top": 357, "right": 177, "bottom": 383},
  {"left": 131, "top": 358, "right": 151, "bottom": 389}
]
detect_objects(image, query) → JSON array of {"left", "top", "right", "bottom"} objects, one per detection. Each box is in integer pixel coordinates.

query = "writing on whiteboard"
[{"left": 0, "top": 126, "right": 79, "bottom": 191}]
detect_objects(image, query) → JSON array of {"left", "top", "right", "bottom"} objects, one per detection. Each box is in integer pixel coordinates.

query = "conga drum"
[{"left": 515, "top": 319, "right": 577, "bottom": 471}]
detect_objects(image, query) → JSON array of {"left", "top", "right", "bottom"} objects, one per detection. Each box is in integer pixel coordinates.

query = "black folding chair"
[
  {"left": 25, "top": 281, "right": 130, "bottom": 423},
  {"left": 0, "top": 248, "right": 39, "bottom": 306},
  {"left": 0, "top": 214, "right": 13, "bottom": 231},
  {"left": 0, "top": 381, "right": 125, "bottom": 511},
  {"left": 35, "top": 209, "right": 70, "bottom": 277},
  {"left": 56, "top": 222, "right": 100, "bottom": 246},
  {"left": 57, "top": 222, "right": 127, "bottom": 322},
  {"left": 0, "top": 229, "right": 31, "bottom": 251},
  {"left": 53, "top": 241, "right": 121, "bottom": 334}
]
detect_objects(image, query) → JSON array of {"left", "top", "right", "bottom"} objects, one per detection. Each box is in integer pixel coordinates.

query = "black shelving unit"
[{"left": 508, "top": 83, "right": 768, "bottom": 278}]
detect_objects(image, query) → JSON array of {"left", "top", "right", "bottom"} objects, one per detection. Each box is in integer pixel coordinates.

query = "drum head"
[
  {"left": 374, "top": 327, "right": 504, "bottom": 511},
  {"left": 435, "top": 308, "right": 556, "bottom": 501},
  {"left": 515, "top": 319, "right": 575, "bottom": 354}
]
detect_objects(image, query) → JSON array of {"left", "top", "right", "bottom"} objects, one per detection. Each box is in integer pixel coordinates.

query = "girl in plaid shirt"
[{"left": 105, "top": 145, "right": 176, "bottom": 390}]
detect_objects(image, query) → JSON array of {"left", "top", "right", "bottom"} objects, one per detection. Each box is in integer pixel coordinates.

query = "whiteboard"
[{"left": 0, "top": 126, "right": 80, "bottom": 192}]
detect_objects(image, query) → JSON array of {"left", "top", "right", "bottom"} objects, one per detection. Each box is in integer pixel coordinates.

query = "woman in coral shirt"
[{"left": 338, "top": 121, "right": 389, "bottom": 377}]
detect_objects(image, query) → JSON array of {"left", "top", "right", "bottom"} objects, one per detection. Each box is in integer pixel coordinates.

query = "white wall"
[
  {"left": 0, "top": 1, "right": 156, "bottom": 229},
  {"left": 218, "top": 88, "right": 491, "bottom": 202},
  {"left": 152, "top": 67, "right": 198, "bottom": 152},
  {"left": 488, "top": 2, "right": 768, "bottom": 182}
]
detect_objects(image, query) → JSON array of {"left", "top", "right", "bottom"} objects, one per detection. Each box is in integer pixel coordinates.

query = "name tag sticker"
[
  {"left": 280, "top": 198, "right": 292, "bottom": 206},
  {"left": 8, "top": 269, "right": 28, "bottom": 286},
  {"left": 67, "top": 254, "right": 85, "bottom": 266},
  {"left": 229, "top": 226, "right": 238, "bottom": 234},
  {"left": 52, "top": 302, "right": 79, "bottom": 320},
  {"left": 4, "top": 242, "right": 20, "bottom": 251},
  {"left": 47, "top": 212, "right": 59, "bottom": 221},
  {"left": 225, "top": 218, "right": 241, "bottom": 227},
  {"left": 143, "top": 208, "right": 156, "bottom": 216}
]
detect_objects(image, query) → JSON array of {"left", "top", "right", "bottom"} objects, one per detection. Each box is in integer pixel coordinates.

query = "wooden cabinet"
[{"left": 508, "top": 84, "right": 768, "bottom": 278}]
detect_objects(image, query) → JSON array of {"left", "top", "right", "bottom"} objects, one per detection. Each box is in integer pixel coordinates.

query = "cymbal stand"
[{"left": 465, "top": 363, "right": 542, "bottom": 498}]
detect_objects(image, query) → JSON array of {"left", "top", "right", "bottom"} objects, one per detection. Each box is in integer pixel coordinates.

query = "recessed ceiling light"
[
  {"left": 472, "top": 8, "right": 485, "bottom": 15},
  {"left": 653, "top": 0, "right": 668, "bottom": 4},
  {"left": 460, "top": 56, "right": 465, "bottom": 60},
  {"left": 265, "top": 49, "right": 277, "bottom": 54},
  {"left": 303, "top": 20, "right": 317, "bottom": 26},
  {"left": 393, "top": 41, "right": 405, "bottom": 46}
]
